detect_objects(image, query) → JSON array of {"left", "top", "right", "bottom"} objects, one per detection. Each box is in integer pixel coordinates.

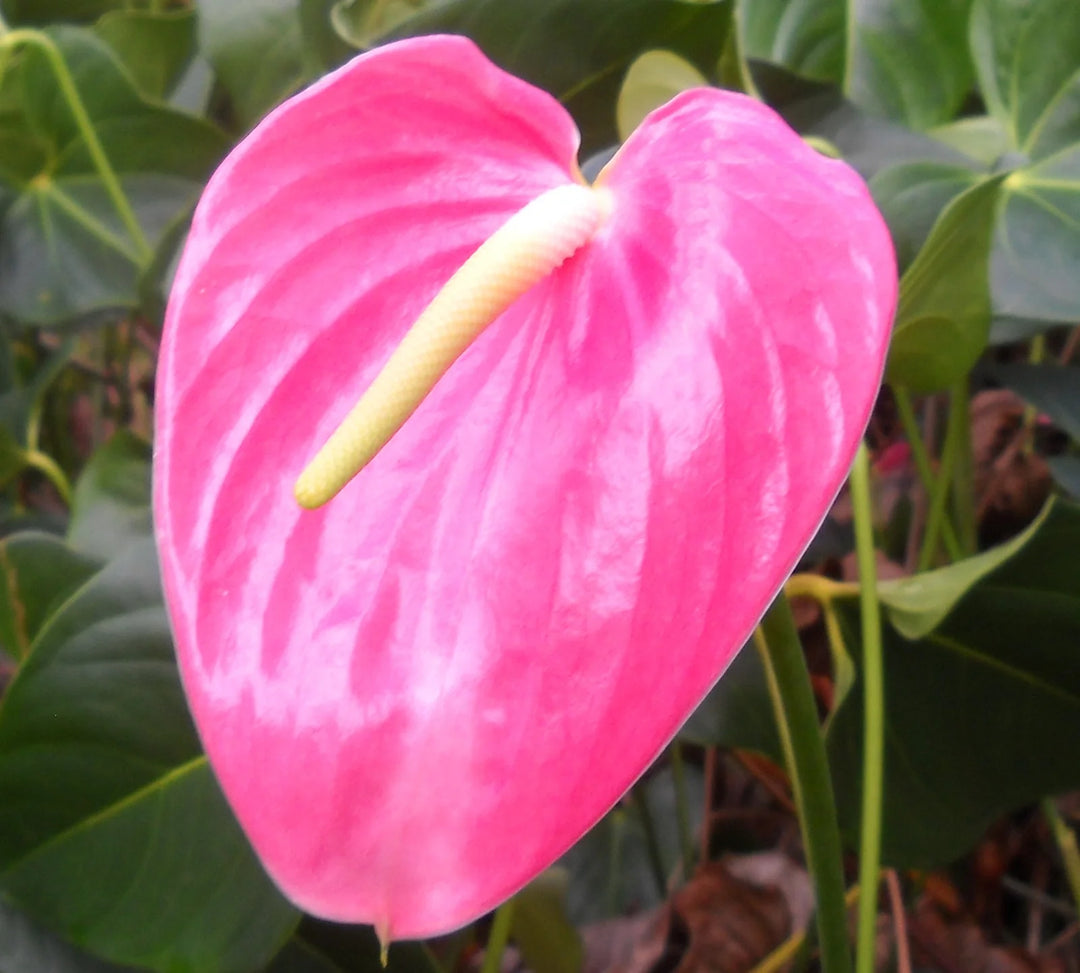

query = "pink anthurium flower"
[{"left": 153, "top": 35, "right": 896, "bottom": 942}]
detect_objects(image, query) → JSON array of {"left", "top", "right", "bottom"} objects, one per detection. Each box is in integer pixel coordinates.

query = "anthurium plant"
[{"left": 0, "top": 3, "right": 1078, "bottom": 973}]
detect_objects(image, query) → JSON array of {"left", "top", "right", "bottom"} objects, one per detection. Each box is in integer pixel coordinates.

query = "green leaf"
[
  {"left": 1048, "top": 455, "right": 1080, "bottom": 497},
  {"left": 991, "top": 154, "right": 1080, "bottom": 326},
  {"left": 0, "top": 539, "right": 298, "bottom": 971},
  {"left": 828, "top": 497, "right": 1080, "bottom": 865},
  {"left": 284, "top": 919, "right": 445, "bottom": 973},
  {"left": 886, "top": 175, "right": 1005, "bottom": 393},
  {"left": 0, "top": 900, "right": 135, "bottom": 973},
  {"left": 750, "top": 61, "right": 971, "bottom": 181},
  {"left": 870, "top": 160, "right": 982, "bottom": 271},
  {"left": 371, "top": 0, "right": 734, "bottom": 154},
  {"left": 198, "top": 0, "right": 307, "bottom": 129},
  {"left": 330, "top": 0, "right": 431, "bottom": 48},
  {"left": 877, "top": 500, "right": 1055, "bottom": 640},
  {"left": 94, "top": 9, "right": 198, "bottom": 102},
  {"left": 679, "top": 640, "right": 781, "bottom": 762},
  {"left": 741, "top": 0, "right": 976, "bottom": 129},
  {"left": 2, "top": 760, "right": 298, "bottom": 973},
  {"left": 510, "top": 870, "right": 583, "bottom": 973},
  {"left": 0, "top": 531, "right": 99, "bottom": 659},
  {"left": 615, "top": 49, "right": 709, "bottom": 141},
  {"left": 991, "top": 363, "right": 1080, "bottom": 442},
  {"left": 299, "top": 0, "right": 355, "bottom": 74},
  {"left": 0, "top": 28, "right": 228, "bottom": 326},
  {"left": 68, "top": 430, "right": 151, "bottom": 561},
  {"left": 970, "top": 0, "right": 1080, "bottom": 159},
  {"left": 0, "top": 0, "right": 122, "bottom": 23},
  {"left": 929, "top": 115, "right": 1010, "bottom": 167}
]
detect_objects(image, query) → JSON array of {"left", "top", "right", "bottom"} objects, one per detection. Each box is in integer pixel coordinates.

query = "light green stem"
[
  {"left": 948, "top": 380, "right": 976, "bottom": 557},
  {"left": 24, "top": 449, "right": 73, "bottom": 505},
  {"left": 892, "top": 386, "right": 962, "bottom": 561},
  {"left": 1043, "top": 798, "right": 1080, "bottom": 915},
  {"left": 756, "top": 596, "right": 852, "bottom": 973},
  {"left": 850, "top": 444, "right": 884, "bottom": 973},
  {"left": 0, "top": 29, "right": 150, "bottom": 259},
  {"left": 479, "top": 899, "right": 516, "bottom": 973},
  {"left": 669, "top": 741, "right": 695, "bottom": 878},
  {"left": 917, "top": 388, "right": 963, "bottom": 571}
]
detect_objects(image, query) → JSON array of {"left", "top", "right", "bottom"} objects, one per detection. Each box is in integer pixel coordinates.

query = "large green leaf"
[
  {"left": 94, "top": 8, "right": 198, "bottom": 102},
  {"left": 366, "top": 0, "right": 733, "bottom": 153},
  {"left": 2, "top": 760, "right": 297, "bottom": 973},
  {"left": 0, "top": 539, "right": 299, "bottom": 971},
  {"left": 740, "top": 0, "right": 975, "bottom": 129},
  {"left": 886, "top": 175, "right": 1004, "bottom": 393},
  {"left": 828, "top": 498, "right": 1080, "bottom": 865},
  {"left": 750, "top": 61, "right": 970, "bottom": 182},
  {"left": 198, "top": 0, "right": 308, "bottom": 129},
  {"left": 970, "top": 0, "right": 1080, "bottom": 159},
  {"left": 67, "top": 430, "right": 151, "bottom": 561},
  {"left": 0, "top": 900, "right": 136, "bottom": 973},
  {"left": 0, "top": 531, "right": 99, "bottom": 660},
  {"left": 0, "top": 27, "right": 228, "bottom": 326},
  {"left": 991, "top": 153, "right": 1080, "bottom": 326}
]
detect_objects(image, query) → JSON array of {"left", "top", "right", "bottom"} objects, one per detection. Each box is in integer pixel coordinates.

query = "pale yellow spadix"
[{"left": 294, "top": 182, "right": 610, "bottom": 509}]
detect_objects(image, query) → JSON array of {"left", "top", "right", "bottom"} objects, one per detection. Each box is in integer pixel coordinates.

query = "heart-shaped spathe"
[{"left": 153, "top": 35, "right": 896, "bottom": 940}]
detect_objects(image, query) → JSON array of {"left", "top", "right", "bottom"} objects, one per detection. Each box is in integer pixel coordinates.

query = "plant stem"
[
  {"left": 669, "top": 741, "right": 695, "bottom": 878},
  {"left": 850, "top": 443, "right": 885, "bottom": 973},
  {"left": 24, "top": 449, "right": 73, "bottom": 505},
  {"left": 0, "top": 30, "right": 151, "bottom": 259},
  {"left": 917, "top": 389, "right": 962, "bottom": 571},
  {"left": 892, "top": 386, "right": 962, "bottom": 561},
  {"left": 1043, "top": 798, "right": 1080, "bottom": 915},
  {"left": 756, "top": 596, "right": 852, "bottom": 973},
  {"left": 479, "top": 899, "right": 515, "bottom": 973},
  {"left": 948, "top": 379, "right": 976, "bottom": 556},
  {"left": 749, "top": 886, "right": 862, "bottom": 973}
]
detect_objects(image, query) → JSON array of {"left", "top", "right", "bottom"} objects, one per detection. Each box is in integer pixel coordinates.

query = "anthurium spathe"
[{"left": 153, "top": 35, "right": 896, "bottom": 941}]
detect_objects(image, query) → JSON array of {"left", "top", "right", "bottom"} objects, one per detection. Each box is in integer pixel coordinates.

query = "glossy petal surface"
[{"left": 154, "top": 36, "right": 896, "bottom": 939}]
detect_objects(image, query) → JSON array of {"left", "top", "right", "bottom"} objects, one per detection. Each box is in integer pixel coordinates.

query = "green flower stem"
[
  {"left": 1042, "top": 798, "right": 1080, "bottom": 915},
  {"left": 917, "top": 387, "right": 963, "bottom": 571},
  {"left": 756, "top": 596, "right": 852, "bottom": 973},
  {"left": 669, "top": 740, "right": 695, "bottom": 877},
  {"left": 479, "top": 898, "right": 516, "bottom": 973},
  {"left": 948, "top": 380, "right": 976, "bottom": 557},
  {"left": 0, "top": 29, "right": 151, "bottom": 259},
  {"left": 850, "top": 443, "right": 885, "bottom": 973},
  {"left": 892, "top": 386, "right": 962, "bottom": 562},
  {"left": 24, "top": 449, "right": 73, "bottom": 505}
]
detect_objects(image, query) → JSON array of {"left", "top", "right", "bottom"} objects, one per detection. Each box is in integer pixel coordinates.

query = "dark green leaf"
[
  {"left": 1048, "top": 455, "right": 1080, "bottom": 497},
  {"left": 870, "top": 160, "right": 982, "bottom": 271},
  {"left": 288, "top": 919, "right": 445, "bottom": 973},
  {"left": 828, "top": 498, "right": 1080, "bottom": 865},
  {"left": 374, "top": 0, "right": 733, "bottom": 154},
  {"left": 330, "top": 0, "right": 431, "bottom": 48},
  {"left": 2, "top": 760, "right": 299, "bottom": 973},
  {"left": 680, "top": 640, "right": 781, "bottom": 763},
  {"left": 0, "top": 531, "right": 99, "bottom": 659},
  {"left": 0, "top": 539, "right": 298, "bottom": 971},
  {"left": 94, "top": 9, "right": 198, "bottom": 102},
  {"left": 991, "top": 153, "right": 1080, "bottom": 326},
  {"left": 0, "top": 899, "right": 137, "bottom": 973},
  {"left": 887, "top": 175, "right": 1005, "bottom": 393},
  {"left": 991, "top": 363, "right": 1080, "bottom": 442},
  {"left": 300, "top": 0, "right": 356, "bottom": 74},
  {"left": 742, "top": 0, "right": 976, "bottom": 129},
  {"left": 970, "top": 0, "right": 1080, "bottom": 159},
  {"left": 750, "top": 61, "right": 971, "bottom": 181},
  {"left": 0, "top": 0, "right": 122, "bottom": 24},
  {"left": 0, "top": 28, "right": 228, "bottom": 326},
  {"left": 511, "top": 871, "right": 583, "bottom": 973},
  {"left": 198, "top": 0, "right": 307, "bottom": 129},
  {"left": 67, "top": 430, "right": 151, "bottom": 561}
]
